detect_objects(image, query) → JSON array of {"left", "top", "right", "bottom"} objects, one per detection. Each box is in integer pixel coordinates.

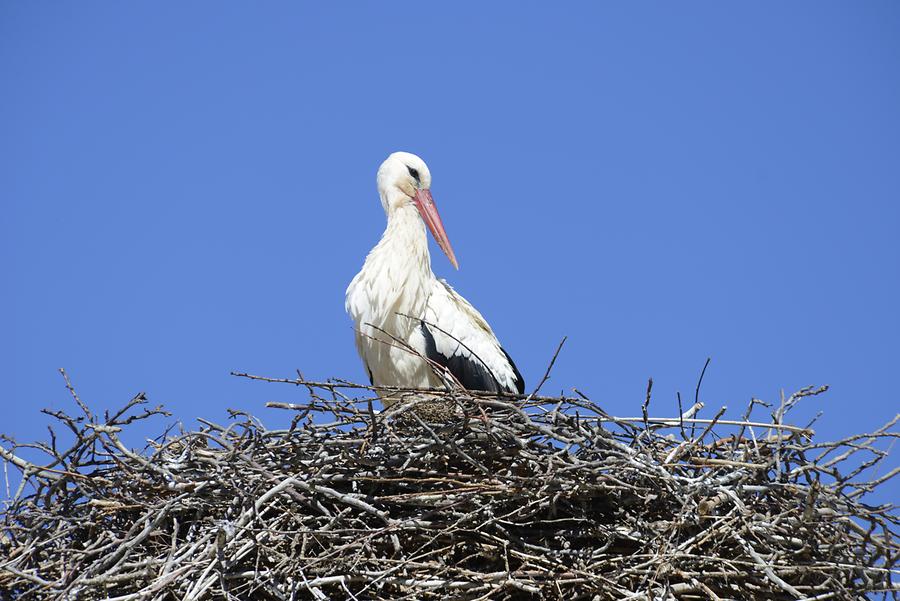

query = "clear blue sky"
[{"left": 2, "top": 3, "right": 898, "bottom": 501}]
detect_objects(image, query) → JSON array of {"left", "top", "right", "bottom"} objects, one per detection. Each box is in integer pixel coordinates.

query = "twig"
[{"left": 1, "top": 373, "right": 896, "bottom": 601}]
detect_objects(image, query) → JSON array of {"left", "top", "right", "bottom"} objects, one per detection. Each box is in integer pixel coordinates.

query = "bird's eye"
[{"left": 407, "top": 166, "right": 420, "bottom": 184}]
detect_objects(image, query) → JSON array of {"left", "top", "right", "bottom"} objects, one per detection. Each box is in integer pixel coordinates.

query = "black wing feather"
[
  {"left": 500, "top": 347, "right": 525, "bottom": 395},
  {"left": 420, "top": 323, "right": 521, "bottom": 394}
]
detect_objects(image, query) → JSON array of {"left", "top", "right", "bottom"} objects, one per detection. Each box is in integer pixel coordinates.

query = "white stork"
[{"left": 345, "top": 151, "right": 524, "bottom": 401}]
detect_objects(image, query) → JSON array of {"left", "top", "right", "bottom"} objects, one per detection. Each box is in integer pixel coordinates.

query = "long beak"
[{"left": 413, "top": 188, "right": 459, "bottom": 269}]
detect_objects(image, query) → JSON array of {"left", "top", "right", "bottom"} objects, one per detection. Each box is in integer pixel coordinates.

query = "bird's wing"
[{"left": 416, "top": 279, "right": 524, "bottom": 394}]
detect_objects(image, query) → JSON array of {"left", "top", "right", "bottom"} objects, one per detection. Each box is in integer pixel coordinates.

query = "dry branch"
[{"left": 1, "top": 375, "right": 897, "bottom": 600}]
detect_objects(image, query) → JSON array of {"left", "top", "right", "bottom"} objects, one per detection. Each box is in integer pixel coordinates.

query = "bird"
[{"left": 345, "top": 151, "right": 524, "bottom": 402}]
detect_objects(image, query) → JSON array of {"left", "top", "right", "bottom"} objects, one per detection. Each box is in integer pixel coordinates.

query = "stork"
[{"left": 346, "top": 152, "right": 524, "bottom": 402}]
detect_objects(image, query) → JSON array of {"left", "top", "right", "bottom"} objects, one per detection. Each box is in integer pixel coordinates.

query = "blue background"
[{"left": 2, "top": 3, "right": 898, "bottom": 502}]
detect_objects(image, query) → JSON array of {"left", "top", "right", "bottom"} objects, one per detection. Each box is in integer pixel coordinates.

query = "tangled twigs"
[{"left": 1, "top": 375, "right": 898, "bottom": 600}]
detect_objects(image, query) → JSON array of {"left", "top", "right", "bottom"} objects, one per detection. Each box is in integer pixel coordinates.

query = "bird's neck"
[
  {"left": 384, "top": 202, "right": 428, "bottom": 251},
  {"left": 359, "top": 203, "right": 434, "bottom": 319},
  {"left": 350, "top": 205, "right": 434, "bottom": 328},
  {"left": 374, "top": 203, "right": 432, "bottom": 281}
]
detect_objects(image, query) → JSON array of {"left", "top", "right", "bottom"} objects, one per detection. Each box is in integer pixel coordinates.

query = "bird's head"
[{"left": 377, "top": 151, "right": 458, "bottom": 269}]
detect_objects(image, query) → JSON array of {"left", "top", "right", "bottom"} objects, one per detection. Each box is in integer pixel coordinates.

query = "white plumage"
[{"left": 345, "top": 152, "right": 523, "bottom": 401}]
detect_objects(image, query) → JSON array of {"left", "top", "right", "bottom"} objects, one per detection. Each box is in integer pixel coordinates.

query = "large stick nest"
[{"left": 1, "top": 371, "right": 897, "bottom": 600}]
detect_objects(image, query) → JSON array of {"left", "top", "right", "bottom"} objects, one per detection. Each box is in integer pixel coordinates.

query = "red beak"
[{"left": 413, "top": 188, "right": 459, "bottom": 269}]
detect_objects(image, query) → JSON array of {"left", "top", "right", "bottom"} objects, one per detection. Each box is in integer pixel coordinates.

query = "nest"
[{"left": 1, "top": 370, "right": 898, "bottom": 600}]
